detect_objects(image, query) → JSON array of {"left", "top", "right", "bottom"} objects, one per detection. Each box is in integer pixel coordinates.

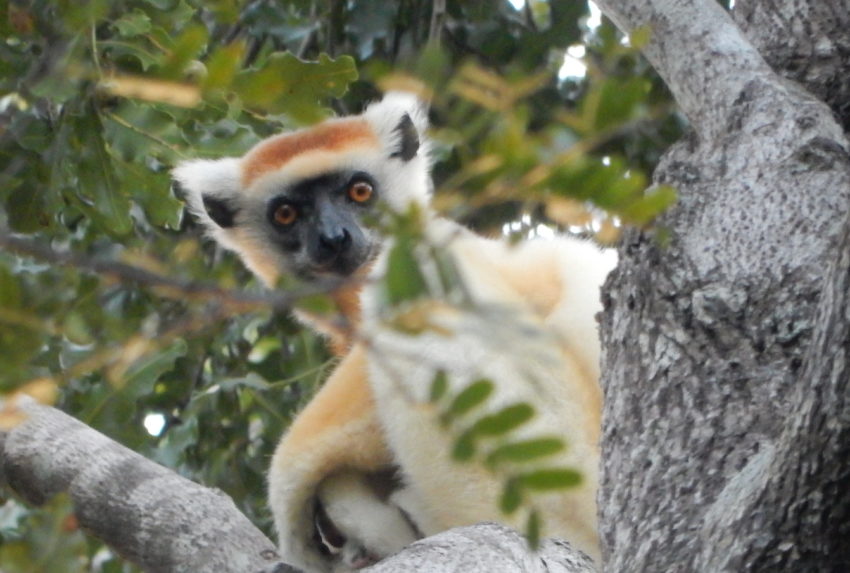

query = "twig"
[
  {"left": 296, "top": 1, "right": 319, "bottom": 59},
  {"left": 0, "top": 230, "right": 346, "bottom": 312},
  {"left": 106, "top": 111, "right": 188, "bottom": 157},
  {"left": 523, "top": 0, "right": 539, "bottom": 33},
  {"left": 429, "top": 0, "right": 447, "bottom": 46}
]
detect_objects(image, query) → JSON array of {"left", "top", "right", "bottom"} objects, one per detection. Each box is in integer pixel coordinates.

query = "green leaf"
[
  {"left": 12, "top": 114, "right": 52, "bottom": 153},
  {"left": 432, "top": 247, "right": 465, "bottom": 299},
  {"left": 0, "top": 264, "right": 21, "bottom": 308},
  {"left": 235, "top": 52, "right": 357, "bottom": 121},
  {"left": 76, "top": 159, "right": 133, "bottom": 236},
  {"left": 445, "top": 379, "right": 494, "bottom": 420},
  {"left": 66, "top": 109, "right": 133, "bottom": 236},
  {"left": 122, "top": 339, "right": 188, "bottom": 397},
  {"left": 414, "top": 43, "right": 451, "bottom": 88},
  {"left": 99, "top": 38, "right": 162, "bottom": 71},
  {"left": 486, "top": 437, "right": 565, "bottom": 466},
  {"left": 500, "top": 478, "right": 522, "bottom": 514},
  {"left": 469, "top": 403, "right": 534, "bottom": 437},
  {"left": 622, "top": 184, "right": 678, "bottom": 225},
  {"left": 429, "top": 370, "right": 449, "bottom": 403},
  {"left": 203, "top": 41, "right": 245, "bottom": 91},
  {"left": 596, "top": 169, "right": 647, "bottom": 207},
  {"left": 247, "top": 337, "right": 282, "bottom": 363},
  {"left": 62, "top": 312, "right": 94, "bottom": 346},
  {"left": 525, "top": 509, "right": 541, "bottom": 550},
  {"left": 451, "top": 430, "right": 476, "bottom": 461},
  {"left": 159, "top": 23, "right": 208, "bottom": 79},
  {"left": 205, "top": 0, "right": 241, "bottom": 23},
  {"left": 384, "top": 235, "right": 429, "bottom": 306},
  {"left": 112, "top": 9, "right": 152, "bottom": 37},
  {"left": 629, "top": 25, "right": 653, "bottom": 49},
  {"left": 105, "top": 102, "right": 184, "bottom": 162},
  {"left": 517, "top": 468, "right": 583, "bottom": 491},
  {"left": 124, "top": 165, "right": 182, "bottom": 229},
  {"left": 5, "top": 185, "right": 48, "bottom": 233},
  {"left": 59, "top": 0, "right": 108, "bottom": 29},
  {"left": 594, "top": 77, "right": 651, "bottom": 130},
  {"left": 0, "top": 263, "right": 42, "bottom": 381}
]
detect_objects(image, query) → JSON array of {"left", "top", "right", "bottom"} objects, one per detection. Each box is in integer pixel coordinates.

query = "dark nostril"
[{"left": 319, "top": 228, "right": 351, "bottom": 254}]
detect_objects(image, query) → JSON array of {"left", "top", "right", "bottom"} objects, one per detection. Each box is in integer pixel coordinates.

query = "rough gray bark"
[
  {"left": 368, "top": 523, "right": 595, "bottom": 573},
  {"left": 0, "top": 399, "right": 593, "bottom": 573},
  {"left": 734, "top": 0, "right": 850, "bottom": 130},
  {"left": 0, "top": 398, "right": 291, "bottom": 573},
  {"left": 594, "top": 0, "right": 850, "bottom": 571}
]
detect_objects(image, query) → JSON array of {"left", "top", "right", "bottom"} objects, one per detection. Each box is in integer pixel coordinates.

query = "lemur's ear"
[
  {"left": 172, "top": 158, "right": 242, "bottom": 230},
  {"left": 363, "top": 91, "right": 429, "bottom": 162},
  {"left": 390, "top": 114, "right": 419, "bottom": 161},
  {"left": 200, "top": 195, "right": 238, "bottom": 228}
]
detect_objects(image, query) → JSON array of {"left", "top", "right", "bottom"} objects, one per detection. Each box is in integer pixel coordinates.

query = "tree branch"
[
  {"left": 0, "top": 230, "right": 345, "bottom": 313},
  {"left": 592, "top": 0, "right": 773, "bottom": 139},
  {"left": 368, "top": 523, "right": 596, "bottom": 573},
  {"left": 0, "top": 398, "right": 294, "bottom": 573},
  {"left": 428, "top": 0, "right": 447, "bottom": 46},
  {"left": 734, "top": 0, "right": 850, "bottom": 130}
]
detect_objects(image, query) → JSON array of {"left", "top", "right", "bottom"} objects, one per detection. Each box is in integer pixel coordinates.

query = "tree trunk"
[{"left": 594, "top": 0, "right": 850, "bottom": 571}]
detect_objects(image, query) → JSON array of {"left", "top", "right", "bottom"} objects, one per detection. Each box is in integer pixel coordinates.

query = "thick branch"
[
  {"left": 0, "top": 398, "right": 293, "bottom": 573},
  {"left": 369, "top": 523, "right": 595, "bottom": 573},
  {"left": 593, "top": 0, "right": 773, "bottom": 139}
]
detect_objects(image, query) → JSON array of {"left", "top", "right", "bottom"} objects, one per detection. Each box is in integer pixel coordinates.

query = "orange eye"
[
  {"left": 273, "top": 203, "right": 297, "bottom": 226},
  {"left": 348, "top": 181, "right": 374, "bottom": 203}
]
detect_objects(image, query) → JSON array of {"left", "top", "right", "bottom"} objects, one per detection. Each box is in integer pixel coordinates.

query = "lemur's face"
[
  {"left": 266, "top": 170, "right": 380, "bottom": 279},
  {"left": 173, "top": 92, "right": 431, "bottom": 287},
  {"left": 201, "top": 169, "right": 381, "bottom": 281}
]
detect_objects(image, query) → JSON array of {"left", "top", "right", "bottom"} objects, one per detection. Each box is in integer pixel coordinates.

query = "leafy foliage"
[{"left": 0, "top": 0, "right": 681, "bottom": 568}]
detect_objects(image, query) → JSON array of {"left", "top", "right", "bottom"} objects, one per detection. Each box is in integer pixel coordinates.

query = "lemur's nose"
[{"left": 318, "top": 227, "right": 351, "bottom": 257}]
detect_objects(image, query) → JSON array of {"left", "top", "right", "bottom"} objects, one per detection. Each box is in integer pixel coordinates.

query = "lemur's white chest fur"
[
  {"left": 360, "top": 219, "right": 613, "bottom": 558},
  {"left": 174, "top": 92, "right": 614, "bottom": 572}
]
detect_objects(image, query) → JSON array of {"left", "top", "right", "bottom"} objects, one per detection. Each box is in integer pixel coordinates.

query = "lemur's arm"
[
  {"left": 267, "top": 344, "right": 396, "bottom": 573},
  {"left": 314, "top": 469, "right": 419, "bottom": 571}
]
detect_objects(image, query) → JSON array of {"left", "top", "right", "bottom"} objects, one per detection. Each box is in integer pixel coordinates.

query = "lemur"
[{"left": 173, "top": 92, "right": 614, "bottom": 572}]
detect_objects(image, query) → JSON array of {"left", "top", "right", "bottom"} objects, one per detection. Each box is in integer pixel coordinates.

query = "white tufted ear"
[
  {"left": 172, "top": 157, "right": 242, "bottom": 232},
  {"left": 362, "top": 92, "right": 430, "bottom": 162}
]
